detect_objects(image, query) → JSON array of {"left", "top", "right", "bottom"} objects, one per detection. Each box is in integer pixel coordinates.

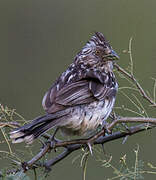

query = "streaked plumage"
[{"left": 10, "top": 32, "right": 119, "bottom": 144}]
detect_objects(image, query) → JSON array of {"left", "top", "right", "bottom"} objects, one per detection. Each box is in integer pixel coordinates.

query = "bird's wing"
[
  {"left": 56, "top": 79, "right": 94, "bottom": 105},
  {"left": 56, "top": 79, "right": 116, "bottom": 105},
  {"left": 42, "top": 71, "right": 117, "bottom": 113}
]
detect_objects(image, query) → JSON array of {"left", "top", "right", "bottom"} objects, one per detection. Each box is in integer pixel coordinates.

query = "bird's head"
[
  {"left": 92, "top": 32, "right": 119, "bottom": 61},
  {"left": 80, "top": 32, "right": 119, "bottom": 63}
]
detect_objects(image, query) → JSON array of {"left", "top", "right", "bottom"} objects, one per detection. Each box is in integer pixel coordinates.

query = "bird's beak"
[{"left": 111, "top": 50, "right": 120, "bottom": 60}]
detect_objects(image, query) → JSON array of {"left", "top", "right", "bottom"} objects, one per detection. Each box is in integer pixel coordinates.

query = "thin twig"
[
  {"left": 107, "top": 117, "right": 156, "bottom": 131},
  {"left": 114, "top": 63, "right": 156, "bottom": 107},
  {"left": 0, "top": 122, "right": 20, "bottom": 128},
  {"left": 128, "top": 37, "right": 133, "bottom": 75}
]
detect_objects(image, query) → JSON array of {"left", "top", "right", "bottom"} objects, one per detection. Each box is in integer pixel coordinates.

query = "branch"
[
  {"left": 107, "top": 117, "right": 156, "bottom": 131},
  {"left": 114, "top": 63, "right": 156, "bottom": 107},
  {"left": 21, "top": 117, "right": 156, "bottom": 172},
  {"left": 0, "top": 122, "right": 20, "bottom": 128}
]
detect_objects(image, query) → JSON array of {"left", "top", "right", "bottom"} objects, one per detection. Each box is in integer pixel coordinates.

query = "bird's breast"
[{"left": 60, "top": 97, "right": 115, "bottom": 136}]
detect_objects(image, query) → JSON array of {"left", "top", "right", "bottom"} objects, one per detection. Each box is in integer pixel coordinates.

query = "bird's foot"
[
  {"left": 49, "top": 128, "right": 60, "bottom": 151},
  {"left": 49, "top": 137, "right": 58, "bottom": 150},
  {"left": 109, "top": 112, "right": 117, "bottom": 121},
  {"left": 102, "top": 122, "right": 112, "bottom": 135}
]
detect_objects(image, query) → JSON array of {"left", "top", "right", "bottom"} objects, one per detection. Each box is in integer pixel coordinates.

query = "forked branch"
[
  {"left": 23, "top": 117, "right": 156, "bottom": 172},
  {"left": 114, "top": 63, "right": 156, "bottom": 107}
]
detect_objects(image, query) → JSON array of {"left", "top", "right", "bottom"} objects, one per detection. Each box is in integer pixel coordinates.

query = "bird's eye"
[{"left": 95, "top": 50, "right": 100, "bottom": 55}]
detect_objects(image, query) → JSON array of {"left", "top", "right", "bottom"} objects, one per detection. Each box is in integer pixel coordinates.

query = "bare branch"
[
  {"left": 0, "top": 122, "right": 20, "bottom": 128},
  {"left": 20, "top": 117, "right": 156, "bottom": 172},
  {"left": 107, "top": 117, "right": 156, "bottom": 131},
  {"left": 114, "top": 63, "right": 156, "bottom": 107}
]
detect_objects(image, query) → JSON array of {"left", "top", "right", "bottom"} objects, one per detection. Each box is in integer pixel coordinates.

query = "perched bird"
[{"left": 10, "top": 32, "right": 119, "bottom": 144}]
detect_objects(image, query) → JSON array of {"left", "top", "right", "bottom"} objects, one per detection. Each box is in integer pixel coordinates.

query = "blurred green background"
[{"left": 0, "top": 0, "right": 156, "bottom": 179}]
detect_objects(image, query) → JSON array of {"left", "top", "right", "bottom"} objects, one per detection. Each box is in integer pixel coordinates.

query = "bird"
[{"left": 10, "top": 32, "right": 119, "bottom": 144}]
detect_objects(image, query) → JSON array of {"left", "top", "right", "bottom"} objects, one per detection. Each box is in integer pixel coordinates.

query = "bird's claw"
[
  {"left": 102, "top": 123, "right": 112, "bottom": 135},
  {"left": 48, "top": 137, "right": 58, "bottom": 151}
]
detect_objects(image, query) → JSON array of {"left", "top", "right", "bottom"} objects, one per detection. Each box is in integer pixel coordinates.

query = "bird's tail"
[{"left": 10, "top": 111, "right": 67, "bottom": 144}]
